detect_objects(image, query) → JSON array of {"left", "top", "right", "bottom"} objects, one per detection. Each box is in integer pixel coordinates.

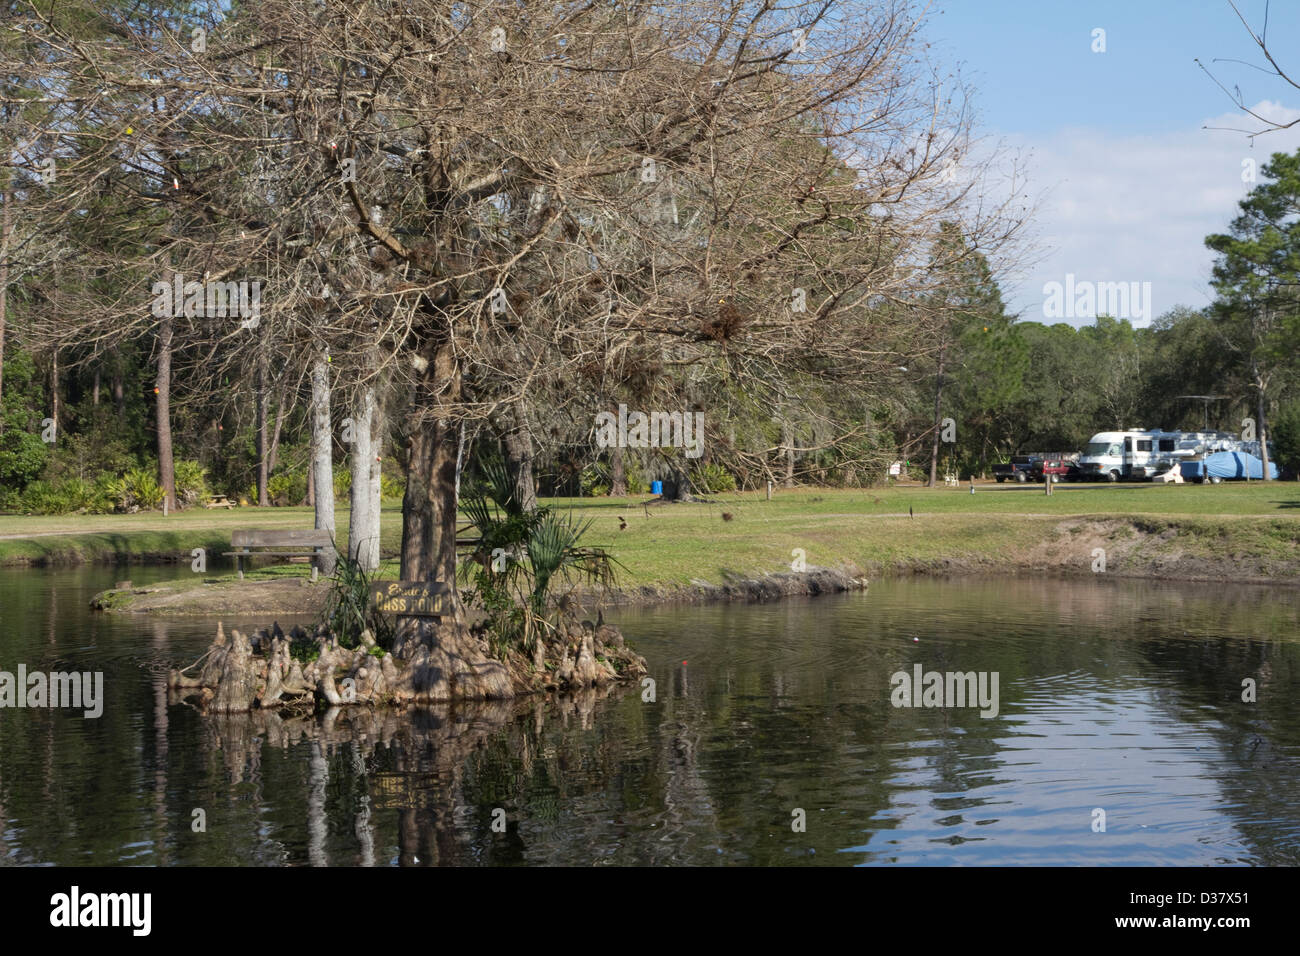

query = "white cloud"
[{"left": 1000, "top": 102, "right": 1300, "bottom": 326}]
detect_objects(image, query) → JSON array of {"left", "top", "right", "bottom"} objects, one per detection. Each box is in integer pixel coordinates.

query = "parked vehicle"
[
  {"left": 1077, "top": 430, "right": 1171, "bottom": 481},
  {"left": 1180, "top": 451, "right": 1279, "bottom": 483},
  {"left": 992, "top": 456, "right": 1037, "bottom": 483},
  {"left": 1029, "top": 458, "right": 1072, "bottom": 483}
]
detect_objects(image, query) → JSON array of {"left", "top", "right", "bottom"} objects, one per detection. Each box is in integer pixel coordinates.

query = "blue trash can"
[{"left": 651, "top": 480, "right": 663, "bottom": 495}]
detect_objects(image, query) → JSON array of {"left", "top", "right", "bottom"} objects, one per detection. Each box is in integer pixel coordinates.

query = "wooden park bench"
[
  {"left": 455, "top": 523, "right": 482, "bottom": 552},
  {"left": 224, "top": 529, "right": 336, "bottom": 582},
  {"left": 204, "top": 495, "right": 235, "bottom": 509}
]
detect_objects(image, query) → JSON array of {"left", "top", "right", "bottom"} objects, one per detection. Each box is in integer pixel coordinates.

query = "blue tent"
[{"left": 1180, "top": 451, "right": 1279, "bottom": 482}]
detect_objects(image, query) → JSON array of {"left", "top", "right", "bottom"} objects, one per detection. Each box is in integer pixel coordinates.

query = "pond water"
[{"left": 0, "top": 567, "right": 1297, "bottom": 866}]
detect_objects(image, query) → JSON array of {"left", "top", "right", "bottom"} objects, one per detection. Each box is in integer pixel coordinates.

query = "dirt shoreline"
[{"left": 86, "top": 514, "right": 1300, "bottom": 616}]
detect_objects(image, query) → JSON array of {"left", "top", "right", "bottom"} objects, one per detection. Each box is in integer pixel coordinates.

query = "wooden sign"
[{"left": 369, "top": 580, "right": 449, "bottom": 617}]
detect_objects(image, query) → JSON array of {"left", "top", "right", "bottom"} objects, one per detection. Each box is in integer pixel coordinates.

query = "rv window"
[
  {"left": 1159, "top": 439, "right": 1175, "bottom": 452},
  {"left": 1137, "top": 440, "right": 1152, "bottom": 452}
]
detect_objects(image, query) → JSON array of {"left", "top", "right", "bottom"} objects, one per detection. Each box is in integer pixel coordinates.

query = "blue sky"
[{"left": 920, "top": 0, "right": 1300, "bottom": 324}]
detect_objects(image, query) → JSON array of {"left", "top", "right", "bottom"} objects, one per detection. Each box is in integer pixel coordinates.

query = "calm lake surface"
[{"left": 0, "top": 567, "right": 1297, "bottom": 866}]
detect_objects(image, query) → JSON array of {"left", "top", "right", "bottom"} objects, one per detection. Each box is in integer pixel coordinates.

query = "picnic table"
[{"left": 204, "top": 495, "right": 235, "bottom": 509}]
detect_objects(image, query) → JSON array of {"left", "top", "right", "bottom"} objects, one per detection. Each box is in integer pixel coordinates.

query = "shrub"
[
  {"left": 42, "top": 430, "right": 134, "bottom": 485},
  {"left": 333, "top": 465, "right": 351, "bottom": 498},
  {"left": 380, "top": 466, "right": 405, "bottom": 500},
  {"left": 268, "top": 470, "right": 307, "bottom": 505},
  {"left": 109, "top": 468, "right": 166, "bottom": 511},
  {"left": 319, "top": 553, "right": 394, "bottom": 651},
  {"left": 0, "top": 423, "right": 49, "bottom": 490},
  {"left": 460, "top": 459, "right": 620, "bottom": 656},
  {"left": 580, "top": 458, "right": 649, "bottom": 496},
  {"left": 173, "top": 460, "right": 209, "bottom": 507},
  {"left": 622, "top": 459, "right": 649, "bottom": 494},
  {"left": 18, "top": 477, "right": 113, "bottom": 514},
  {"left": 580, "top": 462, "right": 610, "bottom": 497},
  {"left": 693, "top": 462, "right": 737, "bottom": 493}
]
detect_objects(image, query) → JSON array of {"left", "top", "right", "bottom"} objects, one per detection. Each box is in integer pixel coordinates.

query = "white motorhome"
[{"left": 1076, "top": 429, "right": 1184, "bottom": 481}]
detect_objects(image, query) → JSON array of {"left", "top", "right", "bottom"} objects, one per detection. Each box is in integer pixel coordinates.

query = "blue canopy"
[{"left": 1180, "top": 451, "right": 1279, "bottom": 481}]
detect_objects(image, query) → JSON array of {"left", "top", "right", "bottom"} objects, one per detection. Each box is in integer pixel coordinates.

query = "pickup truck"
[{"left": 992, "top": 456, "right": 1037, "bottom": 483}]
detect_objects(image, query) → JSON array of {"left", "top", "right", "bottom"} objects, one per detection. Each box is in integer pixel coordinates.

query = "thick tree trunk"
[
  {"left": 610, "top": 445, "right": 627, "bottom": 496},
  {"left": 348, "top": 385, "right": 378, "bottom": 570},
  {"left": 256, "top": 356, "right": 270, "bottom": 506},
  {"left": 928, "top": 349, "right": 946, "bottom": 489},
  {"left": 0, "top": 186, "right": 8, "bottom": 436},
  {"left": 395, "top": 339, "right": 510, "bottom": 700},
  {"left": 155, "top": 285, "right": 177, "bottom": 511},
  {"left": 500, "top": 400, "right": 537, "bottom": 511},
  {"left": 309, "top": 350, "right": 337, "bottom": 572}
]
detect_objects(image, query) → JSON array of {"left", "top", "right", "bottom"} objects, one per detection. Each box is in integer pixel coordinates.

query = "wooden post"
[{"left": 766, "top": 480, "right": 773, "bottom": 501}]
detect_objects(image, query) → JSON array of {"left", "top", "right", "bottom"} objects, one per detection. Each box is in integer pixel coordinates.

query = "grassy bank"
[{"left": 5, "top": 484, "right": 1300, "bottom": 596}]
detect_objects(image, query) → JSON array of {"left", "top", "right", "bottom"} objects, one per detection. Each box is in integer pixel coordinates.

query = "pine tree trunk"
[
  {"left": 309, "top": 350, "right": 337, "bottom": 572},
  {"left": 0, "top": 186, "right": 9, "bottom": 437},
  {"left": 610, "top": 445, "right": 627, "bottom": 496},
  {"left": 1257, "top": 382, "right": 1272, "bottom": 482},
  {"left": 256, "top": 356, "right": 270, "bottom": 506},
  {"left": 267, "top": 397, "right": 287, "bottom": 474},
  {"left": 928, "top": 349, "right": 946, "bottom": 488}
]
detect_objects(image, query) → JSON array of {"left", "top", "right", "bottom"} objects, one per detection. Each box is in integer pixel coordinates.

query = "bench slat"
[
  {"left": 232, "top": 530, "right": 334, "bottom": 548},
  {"left": 222, "top": 551, "right": 322, "bottom": 557}
]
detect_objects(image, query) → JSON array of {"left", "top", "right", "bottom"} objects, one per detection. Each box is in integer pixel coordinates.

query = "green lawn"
[{"left": 3, "top": 482, "right": 1298, "bottom": 584}]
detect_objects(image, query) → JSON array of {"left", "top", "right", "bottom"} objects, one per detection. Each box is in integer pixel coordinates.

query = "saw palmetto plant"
[{"left": 460, "top": 458, "right": 620, "bottom": 655}]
